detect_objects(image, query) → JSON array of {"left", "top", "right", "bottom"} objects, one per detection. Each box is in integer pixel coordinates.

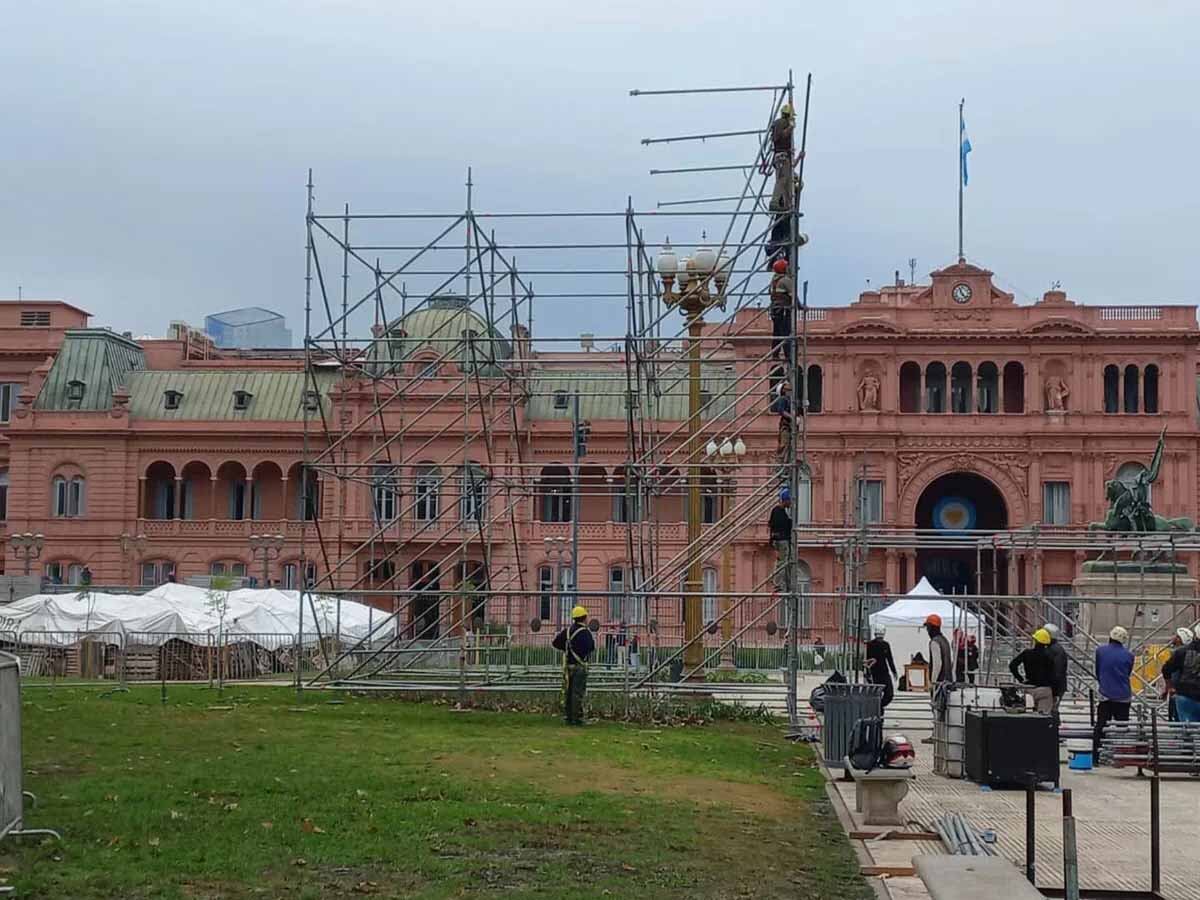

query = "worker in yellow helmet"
[
  {"left": 1009, "top": 628, "right": 1056, "bottom": 714},
  {"left": 552, "top": 605, "right": 595, "bottom": 725}
]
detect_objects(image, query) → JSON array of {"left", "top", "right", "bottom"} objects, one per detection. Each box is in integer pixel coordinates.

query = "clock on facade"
[{"left": 952, "top": 282, "right": 973, "bottom": 304}]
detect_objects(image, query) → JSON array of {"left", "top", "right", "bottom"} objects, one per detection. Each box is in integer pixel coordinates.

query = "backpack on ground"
[{"left": 848, "top": 715, "right": 884, "bottom": 772}]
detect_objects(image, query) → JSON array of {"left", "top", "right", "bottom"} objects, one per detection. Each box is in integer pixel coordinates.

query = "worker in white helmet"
[
  {"left": 1161, "top": 627, "right": 1194, "bottom": 720},
  {"left": 1094, "top": 626, "right": 1134, "bottom": 757},
  {"left": 864, "top": 624, "right": 897, "bottom": 708}
]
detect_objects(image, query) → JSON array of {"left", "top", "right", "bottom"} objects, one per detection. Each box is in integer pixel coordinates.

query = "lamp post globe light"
[
  {"left": 248, "top": 533, "right": 286, "bottom": 587},
  {"left": 9, "top": 532, "right": 45, "bottom": 577},
  {"left": 657, "top": 236, "right": 729, "bottom": 676}
]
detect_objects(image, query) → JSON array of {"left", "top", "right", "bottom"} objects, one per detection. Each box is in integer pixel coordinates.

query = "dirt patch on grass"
[{"left": 445, "top": 751, "right": 793, "bottom": 818}]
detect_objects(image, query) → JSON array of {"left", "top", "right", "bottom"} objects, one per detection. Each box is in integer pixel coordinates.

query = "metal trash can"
[{"left": 822, "top": 683, "right": 884, "bottom": 767}]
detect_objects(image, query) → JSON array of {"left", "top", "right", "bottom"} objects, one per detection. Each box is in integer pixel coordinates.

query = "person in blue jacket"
[{"left": 1093, "top": 626, "right": 1134, "bottom": 758}]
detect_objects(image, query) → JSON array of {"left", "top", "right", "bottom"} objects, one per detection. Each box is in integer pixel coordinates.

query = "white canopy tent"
[
  {"left": 868, "top": 577, "right": 984, "bottom": 674},
  {"left": 0, "top": 584, "right": 386, "bottom": 647}
]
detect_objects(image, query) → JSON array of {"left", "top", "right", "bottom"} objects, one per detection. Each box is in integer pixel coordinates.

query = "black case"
[{"left": 964, "top": 709, "right": 1059, "bottom": 788}]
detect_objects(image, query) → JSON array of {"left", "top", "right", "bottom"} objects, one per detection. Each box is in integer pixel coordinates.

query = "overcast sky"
[{"left": 2, "top": 1, "right": 1198, "bottom": 344}]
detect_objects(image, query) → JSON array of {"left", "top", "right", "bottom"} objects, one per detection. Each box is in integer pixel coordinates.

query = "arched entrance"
[{"left": 915, "top": 472, "right": 1008, "bottom": 595}]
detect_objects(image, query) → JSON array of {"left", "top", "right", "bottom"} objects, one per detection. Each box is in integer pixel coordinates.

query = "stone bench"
[
  {"left": 913, "top": 855, "right": 1043, "bottom": 900},
  {"left": 843, "top": 757, "right": 916, "bottom": 826}
]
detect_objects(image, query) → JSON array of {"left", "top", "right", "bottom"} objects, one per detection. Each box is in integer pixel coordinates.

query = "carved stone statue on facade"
[
  {"left": 1088, "top": 427, "right": 1193, "bottom": 534},
  {"left": 1044, "top": 375, "right": 1069, "bottom": 412},
  {"left": 858, "top": 374, "right": 881, "bottom": 412}
]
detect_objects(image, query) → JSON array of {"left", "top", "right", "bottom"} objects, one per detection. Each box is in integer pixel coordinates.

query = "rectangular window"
[
  {"left": 557, "top": 568, "right": 575, "bottom": 624},
  {"left": 1043, "top": 481, "right": 1071, "bottom": 525},
  {"left": 859, "top": 479, "right": 883, "bottom": 524},
  {"left": 795, "top": 472, "right": 813, "bottom": 524},
  {"left": 608, "top": 566, "right": 625, "bottom": 621},
  {"left": 614, "top": 484, "right": 642, "bottom": 523},
  {"left": 141, "top": 561, "right": 175, "bottom": 587},
  {"left": 231, "top": 562, "right": 247, "bottom": 578},
  {"left": 210, "top": 562, "right": 226, "bottom": 576},
  {"left": 0, "top": 383, "right": 19, "bottom": 423},
  {"left": 459, "top": 469, "right": 486, "bottom": 524},
  {"left": 538, "top": 566, "right": 553, "bottom": 622},
  {"left": 542, "top": 489, "right": 571, "bottom": 523},
  {"left": 702, "top": 568, "right": 718, "bottom": 624},
  {"left": 229, "top": 481, "right": 247, "bottom": 520},
  {"left": 0, "top": 472, "right": 8, "bottom": 521},
  {"left": 283, "top": 563, "right": 297, "bottom": 590}
]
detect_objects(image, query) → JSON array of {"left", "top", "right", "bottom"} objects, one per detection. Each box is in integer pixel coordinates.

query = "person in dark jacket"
[
  {"left": 1093, "top": 626, "right": 1134, "bottom": 755},
  {"left": 923, "top": 614, "right": 953, "bottom": 685},
  {"left": 1043, "top": 622, "right": 1070, "bottom": 721},
  {"left": 769, "top": 259, "right": 794, "bottom": 362},
  {"left": 1161, "top": 631, "right": 1200, "bottom": 723},
  {"left": 771, "top": 382, "right": 795, "bottom": 463},
  {"left": 1161, "top": 627, "right": 1193, "bottom": 721},
  {"left": 1009, "top": 629, "right": 1056, "bottom": 714},
  {"left": 768, "top": 489, "right": 794, "bottom": 596},
  {"left": 552, "top": 605, "right": 596, "bottom": 725},
  {"left": 865, "top": 625, "right": 897, "bottom": 708},
  {"left": 955, "top": 634, "right": 980, "bottom": 684}
]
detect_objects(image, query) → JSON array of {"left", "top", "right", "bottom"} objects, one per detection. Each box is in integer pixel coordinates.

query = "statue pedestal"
[{"left": 1072, "top": 563, "right": 1197, "bottom": 645}]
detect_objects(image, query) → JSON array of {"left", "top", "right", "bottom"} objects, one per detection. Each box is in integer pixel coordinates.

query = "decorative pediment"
[
  {"left": 836, "top": 318, "right": 906, "bottom": 337},
  {"left": 1021, "top": 317, "right": 1097, "bottom": 338}
]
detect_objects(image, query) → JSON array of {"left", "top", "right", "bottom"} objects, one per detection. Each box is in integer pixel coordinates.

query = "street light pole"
[
  {"left": 657, "top": 239, "right": 728, "bottom": 677},
  {"left": 706, "top": 436, "right": 747, "bottom": 670},
  {"left": 9, "top": 532, "right": 45, "bottom": 577},
  {"left": 248, "top": 533, "right": 285, "bottom": 587}
]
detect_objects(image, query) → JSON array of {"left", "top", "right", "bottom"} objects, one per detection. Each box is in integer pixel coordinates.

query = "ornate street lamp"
[
  {"left": 9, "top": 532, "right": 45, "bottom": 577},
  {"left": 248, "top": 533, "right": 286, "bottom": 587},
  {"left": 658, "top": 236, "right": 728, "bottom": 676}
]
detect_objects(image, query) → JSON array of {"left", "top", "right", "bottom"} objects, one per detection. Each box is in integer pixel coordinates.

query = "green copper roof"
[
  {"left": 126, "top": 370, "right": 335, "bottom": 421},
  {"left": 35, "top": 329, "right": 145, "bottom": 411},
  {"left": 527, "top": 365, "right": 735, "bottom": 421},
  {"left": 376, "top": 296, "right": 511, "bottom": 375}
]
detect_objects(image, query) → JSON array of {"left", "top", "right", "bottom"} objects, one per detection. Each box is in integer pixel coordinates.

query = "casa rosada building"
[{"left": 2, "top": 259, "right": 1198, "bottom": 641}]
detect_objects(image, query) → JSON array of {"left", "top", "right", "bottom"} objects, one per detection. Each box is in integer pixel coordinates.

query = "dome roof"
[{"left": 379, "top": 295, "right": 511, "bottom": 372}]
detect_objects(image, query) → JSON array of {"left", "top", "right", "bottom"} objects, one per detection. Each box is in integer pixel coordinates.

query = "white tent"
[
  {"left": 0, "top": 585, "right": 387, "bottom": 647},
  {"left": 868, "top": 578, "right": 984, "bottom": 674}
]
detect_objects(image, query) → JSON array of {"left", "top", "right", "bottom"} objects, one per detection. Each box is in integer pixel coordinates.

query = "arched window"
[
  {"left": 459, "top": 463, "right": 487, "bottom": 524},
  {"left": 1116, "top": 463, "right": 1151, "bottom": 506},
  {"left": 1123, "top": 365, "right": 1140, "bottom": 414},
  {"left": 1002, "top": 362, "right": 1025, "bottom": 413},
  {"left": 1103, "top": 365, "right": 1120, "bottom": 413},
  {"left": 1144, "top": 365, "right": 1159, "bottom": 414},
  {"left": 976, "top": 362, "right": 999, "bottom": 413},
  {"left": 899, "top": 362, "right": 921, "bottom": 412},
  {"left": 414, "top": 465, "right": 441, "bottom": 521},
  {"left": 925, "top": 362, "right": 947, "bottom": 413},
  {"left": 950, "top": 362, "right": 973, "bottom": 413},
  {"left": 371, "top": 464, "right": 400, "bottom": 524},
  {"left": 805, "top": 365, "right": 823, "bottom": 413},
  {"left": 140, "top": 559, "right": 176, "bottom": 587},
  {"left": 210, "top": 560, "right": 248, "bottom": 579},
  {"left": 44, "top": 561, "right": 85, "bottom": 586},
  {"left": 145, "top": 461, "right": 178, "bottom": 520},
  {"left": 51, "top": 473, "right": 85, "bottom": 518},
  {"left": 538, "top": 465, "right": 572, "bottom": 523}
]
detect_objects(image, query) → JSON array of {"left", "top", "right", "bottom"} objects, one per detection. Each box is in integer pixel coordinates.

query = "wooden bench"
[
  {"left": 843, "top": 757, "right": 916, "bottom": 826},
  {"left": 913, "top": 855, "right": 1043, "bottom": 900}
]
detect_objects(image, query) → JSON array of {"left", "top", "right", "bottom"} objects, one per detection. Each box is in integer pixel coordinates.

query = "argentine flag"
[{"left": 960, "top": 114, "right": 972, "bottom": 187}]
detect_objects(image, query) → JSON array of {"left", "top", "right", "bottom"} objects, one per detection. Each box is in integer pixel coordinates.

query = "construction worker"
[
  {"left": 769, "top": 103, "right": 796, "bottom": 212},
  {"left": 1161, "top": 626, "right": 1200, "bottom": 723},
  {"left": 923, "top": 614, "right": 953, "bottom": 685},
  {"left": 768, "top": 488, "right": 793, "bottom": 598},
  {"left": 865, "top": 624, "right": 897, "bottom": 708},
  {"left": 769, "top": 259, "right": 794, "bottom": 362},
  {"left": 1093, "top": 626, "right": 1134, "bottom": 756},
  {"left": 771, "top": 382, "right": 795, "bottom": 463},
  {"left": 1043, "top": 622, "right": 1070, "bottom": 719},
  {"left": 1161, "top": 626, "right": 1194, "bottom": 720},
  {"left": 552, "top": 605, "right": 595, "bottom": 726},
  {"left": 1010, "top": 629, "right": 1057, "bottom": 714}
]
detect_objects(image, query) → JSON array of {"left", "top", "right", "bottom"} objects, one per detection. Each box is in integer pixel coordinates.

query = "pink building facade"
[{"left": 2, "top": 259, "right": 1197, "bottom": 642}]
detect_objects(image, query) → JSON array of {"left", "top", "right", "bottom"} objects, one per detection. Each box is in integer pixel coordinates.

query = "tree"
[{"left": 206, "top": 575, "right": 236, "bottom": 692}]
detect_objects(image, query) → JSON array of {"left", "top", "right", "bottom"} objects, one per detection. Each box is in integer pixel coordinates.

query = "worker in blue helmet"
[{"left": 769, "top": 488, "right": 793, "bottom": 598}]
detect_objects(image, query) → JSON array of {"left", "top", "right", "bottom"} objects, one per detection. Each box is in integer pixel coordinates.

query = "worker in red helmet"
[
  {"left": 923, "top": 613, "right": 953, "bottom": 686},
  {"left": 769, "top": 258, "right": 794, "bottom": 362}
]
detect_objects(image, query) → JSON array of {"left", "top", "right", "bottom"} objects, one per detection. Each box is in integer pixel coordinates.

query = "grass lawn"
[{"left": 2, "top": 685, "right": 870, "bottom": 899}]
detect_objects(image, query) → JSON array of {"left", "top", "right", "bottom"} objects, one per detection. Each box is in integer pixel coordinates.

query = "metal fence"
[{"left": 0, "top": 651, "right": 21, "bottom": 841}]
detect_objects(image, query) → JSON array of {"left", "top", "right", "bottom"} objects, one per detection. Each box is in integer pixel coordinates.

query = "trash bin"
[{"left": 822, "top": 683, "right": 884, "bottom": 767}]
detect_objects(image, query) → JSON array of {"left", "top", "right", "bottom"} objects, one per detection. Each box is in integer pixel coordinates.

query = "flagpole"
[{"left": 958, "top": 98, "right": 964, "bottom": 262}]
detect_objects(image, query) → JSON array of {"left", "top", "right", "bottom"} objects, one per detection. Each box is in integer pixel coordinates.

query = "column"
[
  {"left": 1028, "top": 453, "right": 1041, "bottom": 526},
  {"left": 885, "top": 548, "right": 899, "bottom": 594},
  {"left": 902, "top": 549, "right": 917, "bottom": 592},
  {"left": 211, "top": 476, "right": 221, "bottom": 519},
  {"left": 884, "top": 453, "right": 898, "bottom": 525},
  {"left": 175, "top": 476, "right": 185, "bottom": 520},
  {"left": 1008, "top": 551, "right": 1021, "bottom": 596},
  {"left": 244, "top": 477, "right": 254, "bottom": 521},
  {"left": 137, "top": 475, "right": 147, "bottom": 519}
]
